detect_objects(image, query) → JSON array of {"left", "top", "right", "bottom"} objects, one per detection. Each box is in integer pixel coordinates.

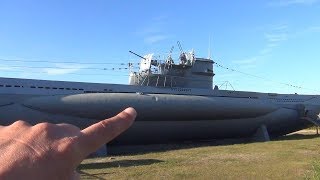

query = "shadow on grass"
[
  {"left": 78, "top": 170, "right": 109, "bottom": 180},
  {"left": 78, "top": 159, "right": 163, "bottom": 170},
  {"left": 108, "top": 133, "right": 319, "bottom": 155},
  {"left": 108, "top": 138, "right": 252, "bottom": 155},
  {"left": 78, "top": 159, "right": 163, "bottom": 179},
  {"left": 275, "top": 133, "right": 320, "bottom": 141}
]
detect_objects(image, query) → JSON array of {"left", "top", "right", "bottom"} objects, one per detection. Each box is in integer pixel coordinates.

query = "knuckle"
[
  {"left": 57, "top": 123, "right": 81, "bottom": 132},
  {"left": 10, "top": 120, "right": 30, "bottom": 127},
  {"left": 34, "top": 122, "right": 54, "bottom": 131},
  {"left": 100, "top": 120, "right": 119, "bottom": 137},
  {"left": 99, "top": 120, "right": 109, "bottom": 128}
]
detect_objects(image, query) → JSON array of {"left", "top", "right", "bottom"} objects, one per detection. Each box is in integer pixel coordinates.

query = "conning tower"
[{"left": 129, "top": 51, "right": 214, "bottom": 89}]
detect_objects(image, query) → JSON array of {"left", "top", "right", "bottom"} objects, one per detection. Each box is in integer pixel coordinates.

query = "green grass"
[
  {"left": 309, "top": 161, "right": 320, "bottom": 180},
  {"left": 78, "top": 130, "right": 320, "bottom": 180}
]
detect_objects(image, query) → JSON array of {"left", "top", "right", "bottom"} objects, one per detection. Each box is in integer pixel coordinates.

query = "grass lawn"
[{"left": 78, "top": 130, "right": 320, "bottom": 180}]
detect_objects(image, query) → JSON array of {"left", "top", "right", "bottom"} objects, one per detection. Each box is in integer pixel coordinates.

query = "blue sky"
[{"left": 0, "top": 0, "right": 320, "bottom": 94}]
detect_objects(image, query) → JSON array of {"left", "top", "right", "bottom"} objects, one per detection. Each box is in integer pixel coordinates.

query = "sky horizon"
[{"left": 1, "top": 0, "right": 320, "bottom": 94}]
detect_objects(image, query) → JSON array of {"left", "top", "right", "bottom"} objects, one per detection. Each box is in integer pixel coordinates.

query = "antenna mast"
[
  {"left": 208, "top": 35, "right": 211, "bottom": 59},
  {"left": 177, "top": 41, "right": 184, "bottom": 53},
  {"left": 168, "top": 46, "right": 174, "bottom": 57}
]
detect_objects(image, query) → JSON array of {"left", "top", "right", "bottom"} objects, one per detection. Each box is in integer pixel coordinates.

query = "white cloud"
[
  {"left": 43, "top": 64, "right": 85, "bottom": 75},
  {"left": 307, "top": 26, "right": 320, "bottom": 32},
  {"left": 260, "top": 25, "right": 289, "bottom": 55},
  {"left": 0, "top": 65, "right": 15, "bottom": 70},
  {"left": 265, "top": 33, "right": 288, "bottom": 43},
  {"left": 268, "top": 0, "right": 318, "bottom": 6},
  {"left": 259, "top": 48, "right": 271, "bottom": 55},
  {"left": 232, "top": 25, "right": 288, "bottom": 68},
  {"left": 137, "top": 15, "right": 171, "bottom": 45},
  {"left": 138, "top": 26, "right": 163, "bottom": 36},
  {"left": 232, "top": 56, "right": 262, "bottom": 70},
  {"left": 44, "top": 68, "right": 78, "bottom": 75},
  {"left": 232, "top": 57, "right": 258, "bottom": 65},
  {"left": 287, "top": 25, "right": 320, "bottom": 39},
  {"left": 238, "top": 64, "right": 258, "bottom": 69},
  {"left": 266, "top": 43, "right": 279, "bottom": 48},
  {"left": 144, "top": 35, "right": 168, "bottom": 44},
  {"left": 272, "top": 25, "right": 289, "bottom": 30}
]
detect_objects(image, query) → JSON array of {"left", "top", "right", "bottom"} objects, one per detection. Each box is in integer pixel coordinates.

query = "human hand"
[{"left": 0, "top": 107, "right": 136, "bottom": 180}]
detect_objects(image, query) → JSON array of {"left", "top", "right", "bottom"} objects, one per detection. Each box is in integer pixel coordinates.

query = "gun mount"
[{"left": 129, "top": 51, "right": 215, "bottom": 89}]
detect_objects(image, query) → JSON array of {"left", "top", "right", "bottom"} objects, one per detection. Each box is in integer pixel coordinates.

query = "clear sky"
[{"left": 0, "top": 0, "right": 319, "bottom": 94}]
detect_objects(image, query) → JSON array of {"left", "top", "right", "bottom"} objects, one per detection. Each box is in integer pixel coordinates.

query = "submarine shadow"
[
  {"left": 78, "top": 159, "right": 163, "bottom": 169},
  {"left": 109, "top": 133, "right": 320, "bottom": 155},
  {"left": 78, "top": 159, "right": 163, "bottom": 179},
  {"left": 108, "top": 138, "right": 253, "bottom": 156},
  {"left": 274, "top": 133, "right": 320, "bottom": 141},
  {"left": 77, "top": 170, "right": 109, "bottom": 180}
]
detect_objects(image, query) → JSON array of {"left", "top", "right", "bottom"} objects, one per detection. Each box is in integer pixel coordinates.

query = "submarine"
[{"left": 0, "top": 46, "right": 319, "bottom": 145}]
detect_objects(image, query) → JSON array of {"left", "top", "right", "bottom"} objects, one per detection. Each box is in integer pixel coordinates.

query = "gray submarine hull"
[{"left": 0, "top": 93, "right": 309, "bottom": 144}]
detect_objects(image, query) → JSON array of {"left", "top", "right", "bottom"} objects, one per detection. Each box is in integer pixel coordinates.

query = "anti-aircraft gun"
[{"left": 128, "top": 46, "right": 215, "bottom": 89}]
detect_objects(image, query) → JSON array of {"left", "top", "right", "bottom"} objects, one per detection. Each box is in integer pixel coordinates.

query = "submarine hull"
[
  {"left": 22, "top": 93, "right": 279, "bottom": 121},
  {"left": 0, "top": 93, "right": 311, "bottom": 144},
  {"left": 111, "top": 108, "right": 309, "bottom": 144}
]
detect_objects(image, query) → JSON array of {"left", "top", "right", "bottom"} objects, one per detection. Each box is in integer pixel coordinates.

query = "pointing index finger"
[{"left": 78, "top": 107, "right": 136, "bottom": 157}]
